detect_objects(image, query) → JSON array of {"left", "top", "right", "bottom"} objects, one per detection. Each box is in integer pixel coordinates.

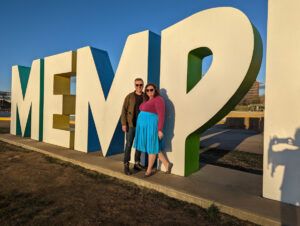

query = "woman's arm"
[{"left": 155, "top": 96, "right": 165, "bottom": 132}]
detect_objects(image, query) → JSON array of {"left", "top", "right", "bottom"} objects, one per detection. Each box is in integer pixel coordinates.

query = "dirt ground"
[{"left": 0, "top": 140, "right": 257, "bottom": 226}]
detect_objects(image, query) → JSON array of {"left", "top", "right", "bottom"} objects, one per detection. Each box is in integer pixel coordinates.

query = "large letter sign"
[
  {"left": 160, "top": 7, "right": 262, "bottom": 175},
  {"left": 43, "top": 51, "right": 76, "bottom": 148},
  {"left": 10, "top": 9, "right": 263, "bottom": 178},
  {"left": 10, "top": 59, "right": 44, "bottom": 141},
  {"left": 10, "top": 2, "right": 300, "bottom": 207},
  {"left": 75, "top": 31, "right": 160, "bottom": 155},
  {"left": 264, "top": 0, "right": 300, "bottom": 206}
]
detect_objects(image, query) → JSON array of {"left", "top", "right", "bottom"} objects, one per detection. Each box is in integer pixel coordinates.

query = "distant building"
[
  {"left": 259, "top": 94, "right": 265, "bottom": 104},
  {"left": 0, "top": 91, "right": 11, "bottom": 111},
  {"left": 239, "top": 81, "right": 260, "bottom": 105}
]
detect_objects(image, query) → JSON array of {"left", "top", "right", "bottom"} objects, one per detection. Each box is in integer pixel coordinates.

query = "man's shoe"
[
  {"left": 124, "top": 163, "right": 131, "bottom": 175},
  {"left": 134, "top": 162, "right": 146, "bottom": 171}
]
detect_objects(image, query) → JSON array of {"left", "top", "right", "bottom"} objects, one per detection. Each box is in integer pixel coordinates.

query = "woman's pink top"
[{"left": 139, "top": 96, "right": 165, "bottom": 131}]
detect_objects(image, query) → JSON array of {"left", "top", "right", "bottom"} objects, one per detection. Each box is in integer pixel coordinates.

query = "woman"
[{"left": 134, "top": 83, "right": 173, "bottom": 177}]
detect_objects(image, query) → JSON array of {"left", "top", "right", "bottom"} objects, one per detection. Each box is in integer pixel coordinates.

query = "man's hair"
[{"left": 134, "top": 78, "right": 144, "bottom": 84}]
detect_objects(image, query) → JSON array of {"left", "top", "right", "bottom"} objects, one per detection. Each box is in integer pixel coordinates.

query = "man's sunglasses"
[
  {"left": 135, "top": 84, "right": 143, "bottom": 87},
  {"left": 146, "top": 89, "right": 154, "bottom": 92}
]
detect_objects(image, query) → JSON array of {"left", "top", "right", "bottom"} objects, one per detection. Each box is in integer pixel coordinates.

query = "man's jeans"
[{"left": 124, "top": 127, "right": 141, "bottom": 164}]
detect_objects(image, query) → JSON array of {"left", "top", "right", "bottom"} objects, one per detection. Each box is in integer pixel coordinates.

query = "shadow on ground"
[{"left": 199, "top": 125, "right": 263, "bottom": 175}]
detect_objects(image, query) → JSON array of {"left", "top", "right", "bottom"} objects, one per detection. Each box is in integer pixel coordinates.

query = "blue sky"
[{"left": 0, "top": 0, "right": 267, "bottom": 93}]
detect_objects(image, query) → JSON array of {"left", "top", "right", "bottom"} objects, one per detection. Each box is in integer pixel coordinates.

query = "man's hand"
[
  {"left": 158, "top": 131, "right": 164, "bottom": 140},
  {"left": 122, "top": 125, "right": 127, "bottom": 133}
]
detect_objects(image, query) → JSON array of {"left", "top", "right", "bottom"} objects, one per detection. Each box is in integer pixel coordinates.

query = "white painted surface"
[
  {"left": 160, "top": 7, "right": 259, "bottom": 176},
  {"left": 264, "top": 0, "right": 300, "bottom": 206},
  {"left": 75, "top": 31, "right": 151, "bottom": 155},
  {"left": 43, "top": 51, "right": 76, "bottom": 148},
  {"left": 10, "top": 60, "right": 42, "bottom": 140}
]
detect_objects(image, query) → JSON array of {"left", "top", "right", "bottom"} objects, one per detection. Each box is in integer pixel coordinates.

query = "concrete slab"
[
  {"left": 200, "top": 125, "right": 263, "bottom": 154},
  {"left": 0, "top": 134, "right": 299, "bottom": 225}
]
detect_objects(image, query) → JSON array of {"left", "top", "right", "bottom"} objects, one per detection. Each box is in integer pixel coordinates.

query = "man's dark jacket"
[{"left": 121, "top": 92, "right": 143, "bottom": 127}]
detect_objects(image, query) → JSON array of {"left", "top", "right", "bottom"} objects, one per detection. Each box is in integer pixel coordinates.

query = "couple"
[{"left": 121, "top": 78, "right": 173, "bottom": 177}]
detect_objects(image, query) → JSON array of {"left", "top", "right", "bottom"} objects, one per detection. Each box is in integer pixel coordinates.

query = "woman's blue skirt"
[{"left": 134, "top": 111, "right": 164, "bottom": 154}]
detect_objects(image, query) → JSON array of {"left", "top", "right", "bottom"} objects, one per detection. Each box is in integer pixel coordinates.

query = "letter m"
[
  {"left": 75, "top": 30, "right": 160, "bottom": 155},
  {"left": 10, "top": 59, "right": 44, "bottom": 141}
]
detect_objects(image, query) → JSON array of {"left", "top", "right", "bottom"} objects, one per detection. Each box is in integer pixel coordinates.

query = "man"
[{"left": 121, "top": 78, "right": 145, "bottom": 175}]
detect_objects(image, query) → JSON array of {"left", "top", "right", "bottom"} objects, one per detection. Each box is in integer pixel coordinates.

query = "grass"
[
  {"left": 0, "top": 190, "right": 54, "bottom": 225},
  {"left": 0, "top": 140, "right": 257, "bottom": 225},
  {"left": 43, "top": 155, "right": 131, "bottom": 186},
  {"left": 0, "top": 123, "right": 259, "bottom": 224},
  {"left": 234, "top": 105, "right": 251, "bottom": 111},
  {"left": 207, "top": 204, "right": 221, "bottom": 222},
  {"left": 0, "top": 127, "right": 9, "bottom": 134},
  {"left": 199, "top": 147, "right": 263, "bottom": 175}
]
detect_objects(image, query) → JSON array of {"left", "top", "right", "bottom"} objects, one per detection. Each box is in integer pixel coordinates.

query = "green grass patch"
[
  {"left": 207, "top": 204, "right": 221, "bottom": 222},
  {"left": 234, "top": 105, "right": 251, "bottom": 111},
  {"left": 0, "top": 127, "right": 9, "bottom": 134},
  {"left": 199, "top": 147, "right": 263, "bottom": 175}
]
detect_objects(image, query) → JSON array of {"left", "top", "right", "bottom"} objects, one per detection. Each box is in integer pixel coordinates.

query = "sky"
[{"left": 0, "top": 0, "right": 268, "bottom": 93}]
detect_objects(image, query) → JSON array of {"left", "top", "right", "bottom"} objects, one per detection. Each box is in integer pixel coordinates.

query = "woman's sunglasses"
[{"left": 146, "top": 89, "right": 154, "bottom": 92}]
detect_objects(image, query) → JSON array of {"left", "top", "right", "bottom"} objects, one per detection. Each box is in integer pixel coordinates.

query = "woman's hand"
[{"left": 158, "top": 131, "right": 164, "bottom": 140}]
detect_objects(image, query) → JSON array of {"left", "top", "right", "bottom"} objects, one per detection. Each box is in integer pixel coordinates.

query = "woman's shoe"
[
  {"left": 166, "top": 163, "right": 173, "bottom": 174},
  {"left": 144, "top": 171, "right": 153, "bottom": 178}
]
